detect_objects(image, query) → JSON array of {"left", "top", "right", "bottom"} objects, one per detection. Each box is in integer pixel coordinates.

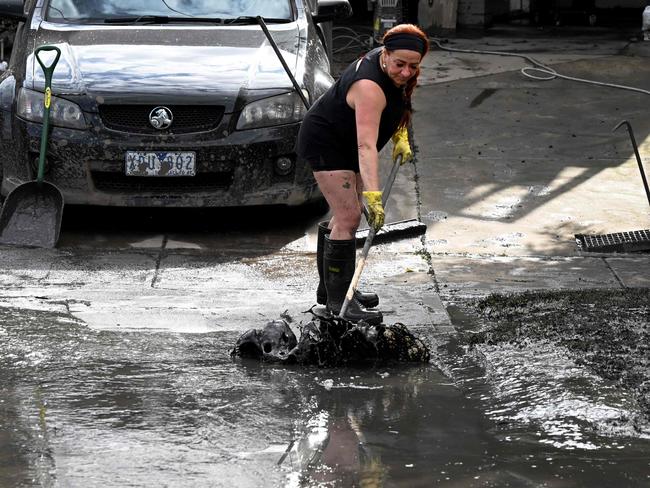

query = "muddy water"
[{"left": 1, "top": 306, "right": 650, "bottom": 487}]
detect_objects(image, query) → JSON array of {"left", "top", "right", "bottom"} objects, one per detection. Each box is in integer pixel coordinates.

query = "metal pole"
[{"left": 614, "top": 120, "right": 650, "bottom": 209}]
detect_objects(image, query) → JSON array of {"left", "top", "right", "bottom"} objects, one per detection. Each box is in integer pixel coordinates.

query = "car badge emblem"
[{"left": 149, "top": 106, "right": 173, "bottom": 130}]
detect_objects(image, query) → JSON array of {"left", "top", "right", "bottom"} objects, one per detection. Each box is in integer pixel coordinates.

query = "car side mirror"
[
  {"left": 312, "top": 0, "right": 353, "bottom": 24},
  {"left": 0, "top": 0, "right": 26, "bottom": 21}
]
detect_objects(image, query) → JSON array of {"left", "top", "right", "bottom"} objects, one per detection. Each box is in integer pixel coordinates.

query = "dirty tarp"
[{"left": 231, "top": 311, "right": 430, "bottom": 367}]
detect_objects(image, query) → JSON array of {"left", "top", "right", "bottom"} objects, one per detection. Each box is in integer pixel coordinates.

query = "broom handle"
[{"left": 339, "top": 155, "right": 403, "bottom": 319}]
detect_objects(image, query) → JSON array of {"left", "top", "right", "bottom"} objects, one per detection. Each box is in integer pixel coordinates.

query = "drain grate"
[{"left": 575, "top": 229, "right": 650, "bottom": 253}]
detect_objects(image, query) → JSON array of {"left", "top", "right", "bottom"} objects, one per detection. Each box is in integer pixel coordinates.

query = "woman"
[{"left": 296, "top": 24, "right": 430, "bottom": 324}]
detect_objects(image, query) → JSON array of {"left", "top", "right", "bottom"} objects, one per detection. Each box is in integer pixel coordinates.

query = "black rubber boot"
[
  {"left": 316, "top": 221, "right": 379, "bottom": 308},
  {"left": 323, "top": 236, "right": 383, "bottom": 325}
]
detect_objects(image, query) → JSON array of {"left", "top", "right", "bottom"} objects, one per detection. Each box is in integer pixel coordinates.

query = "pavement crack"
[
  {"left": 412, "top": 125, "right": 441, "bottom": 294},
  {"left": 603, "top": 257, "right": 626, "bottom": 288},
  {"left": 151, "top": 235, "right": 169, "bottom": 288}
]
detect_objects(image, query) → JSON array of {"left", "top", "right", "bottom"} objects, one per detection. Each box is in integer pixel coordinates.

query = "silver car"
[{"left": 0, "top": 0, "right": 351, "bottom": 208}]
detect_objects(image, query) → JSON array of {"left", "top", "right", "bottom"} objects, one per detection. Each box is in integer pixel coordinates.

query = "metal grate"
[
  {"left": 91, "top": 171, "right": 233, "bottom": 194},
  {"left": 99, "top": 105, "right": 225, "bottom": 134},
  {"left": 575, "top": 229, "right": 650, "bottom": 253}
]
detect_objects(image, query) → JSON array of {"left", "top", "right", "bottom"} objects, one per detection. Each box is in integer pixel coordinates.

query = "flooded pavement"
[
  {"left": 0, "top": 208, "right": 451, "bottom": 487},
  {"left": 2, "top": 300, "right": 650, "bottom": 486}
]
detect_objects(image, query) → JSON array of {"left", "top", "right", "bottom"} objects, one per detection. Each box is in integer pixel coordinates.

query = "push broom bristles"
[{"left": 355, "top": 218, "right": 427, "bottom": 246}]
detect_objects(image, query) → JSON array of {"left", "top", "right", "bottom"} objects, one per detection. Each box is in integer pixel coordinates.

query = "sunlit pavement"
[{"left": 415, "top": 32, "right": 650, "bottom": 297}]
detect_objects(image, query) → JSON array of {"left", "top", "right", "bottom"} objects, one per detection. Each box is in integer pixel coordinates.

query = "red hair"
[{"left": 382, "top": 24, "right": 429, "bottom": 128}]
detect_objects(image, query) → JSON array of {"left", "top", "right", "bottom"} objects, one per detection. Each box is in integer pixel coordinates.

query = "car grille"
[
  {"left": 91, "top": 171, "right": 233, "bottom": 193},
  {"left": 98, "top": 105, "right": 225, "bottom": 134}
]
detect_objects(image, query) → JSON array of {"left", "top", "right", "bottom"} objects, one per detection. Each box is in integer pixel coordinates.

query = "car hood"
[{"left": 27, "top": 26, "right": 302, "bottom": 110}]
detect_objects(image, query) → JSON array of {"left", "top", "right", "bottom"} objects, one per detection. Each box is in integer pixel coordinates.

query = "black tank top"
[{"left": 298, "top": 47, "right": 406, "bottom": 163}]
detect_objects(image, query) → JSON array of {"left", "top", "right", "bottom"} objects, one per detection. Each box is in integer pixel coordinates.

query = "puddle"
[{"left": 1, "top": 304, "right": 650, "bottom": 486}]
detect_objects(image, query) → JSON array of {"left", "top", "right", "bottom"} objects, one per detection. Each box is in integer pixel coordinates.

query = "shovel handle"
[
  {"left": 35, "top": 45, "right": 61, "bottom": 86},
  {"left": 34, "top": 45, "right": 60, "bottom": 184},
  {"left": 339, "top": 155, "right": 403, "bottom": 319}
]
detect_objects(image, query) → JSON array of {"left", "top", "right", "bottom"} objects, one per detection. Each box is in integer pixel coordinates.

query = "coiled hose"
[{"left": 430, "top": 38, "right": 650, "bottom": 96}]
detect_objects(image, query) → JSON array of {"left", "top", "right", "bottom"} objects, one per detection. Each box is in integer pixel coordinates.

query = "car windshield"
[{"left": 45, "top": 0, "right": 293, "bottom": 23}]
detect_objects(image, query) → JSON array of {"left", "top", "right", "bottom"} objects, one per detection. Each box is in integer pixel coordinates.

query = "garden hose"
[{"left": 430, "top": 38, "right": 650, "bottom": 96}]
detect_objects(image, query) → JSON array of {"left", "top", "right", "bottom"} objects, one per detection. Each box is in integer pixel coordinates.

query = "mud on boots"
[
  {"left": 323, "top": 235, "right": 383, "bottom": 325},
  {"left": 316, "top": 221, "right": 379, "bottom": 308}
]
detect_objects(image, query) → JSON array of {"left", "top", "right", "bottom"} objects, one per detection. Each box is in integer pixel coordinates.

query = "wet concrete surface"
[
  {"left": 2, "top": 27, "right": 650, "bottom": 486},
  {"left": 2, "top": 303, "right": 650, "bottom": 487},
  {"left": 465, "top": 289, "right": 650, "bottom": 419}
]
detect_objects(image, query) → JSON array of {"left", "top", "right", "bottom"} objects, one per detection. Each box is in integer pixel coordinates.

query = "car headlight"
[
  {"left": 17, "top": 87, "right": 87, "bottom": 129},
  {"left": 236, "top": 91, "right": 308, "bottom": 130}
]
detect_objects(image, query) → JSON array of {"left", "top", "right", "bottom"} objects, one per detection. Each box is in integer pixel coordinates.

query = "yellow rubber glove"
[
  {"left": 391, "top": 125, "right": 412, "bottom": 164},
  {"left": 363, "top": 190, "right": 384, "bottom": 232}
]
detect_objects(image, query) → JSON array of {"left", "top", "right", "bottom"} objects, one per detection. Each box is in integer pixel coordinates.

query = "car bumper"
[{"left": 1, "top": 119, "right": 320, "bottom": 208}]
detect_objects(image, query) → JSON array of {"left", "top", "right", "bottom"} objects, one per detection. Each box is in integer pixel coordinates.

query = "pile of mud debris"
[
  {"left": 231, "top": 311, "right": 431, "bottom": 367},
  {"left": 465, "top": 289, "right": 650, "bottom": 420}
]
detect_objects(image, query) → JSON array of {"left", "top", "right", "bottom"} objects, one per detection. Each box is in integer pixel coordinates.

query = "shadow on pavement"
[{"left": 56, "top": 201, "right": 329, "bottom": 253}]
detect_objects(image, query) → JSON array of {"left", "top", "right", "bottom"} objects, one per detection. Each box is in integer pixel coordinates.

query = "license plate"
[{"left": 125, "top": 151, "right": 196, "bottom": 177}]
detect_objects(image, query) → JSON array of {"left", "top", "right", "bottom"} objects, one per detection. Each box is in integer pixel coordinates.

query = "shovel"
[{"left": 0, "top": 45, "right": 64, "bottom": 248}]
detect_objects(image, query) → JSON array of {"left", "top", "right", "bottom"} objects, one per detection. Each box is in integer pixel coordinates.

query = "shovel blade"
[{"left": 0, "top": 181, "right": 64, "bottom": 248}]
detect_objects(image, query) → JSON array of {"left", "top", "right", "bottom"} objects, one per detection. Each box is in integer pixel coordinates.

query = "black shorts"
[
  {"left": 296, "top": 113, "right": 359, "bottom": 173},
  {"left": 301, "top": 152, "right": 360, "bottom": 173}
]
